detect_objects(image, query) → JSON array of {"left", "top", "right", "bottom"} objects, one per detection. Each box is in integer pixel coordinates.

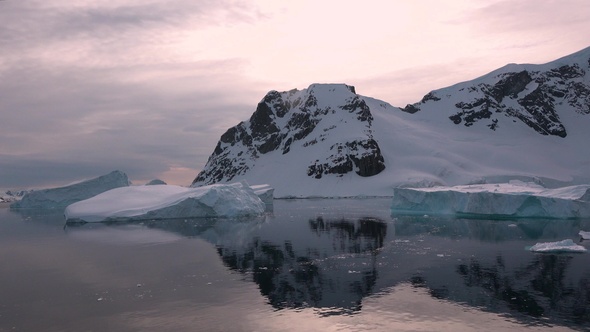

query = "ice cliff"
[{"left": 391, "top": 181, "right": 590, "bottom": 219}]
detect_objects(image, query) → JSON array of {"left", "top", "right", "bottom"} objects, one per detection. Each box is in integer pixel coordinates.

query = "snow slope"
[
  {"left": 193, "top": 47, "right": 590, "bottom": 198},
  {"left": 64, "top": 182, "right": 267, "bottom": 222}
]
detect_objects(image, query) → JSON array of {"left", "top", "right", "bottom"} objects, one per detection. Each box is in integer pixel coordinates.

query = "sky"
[{"left": 1, "top": 0, "right": 589, "bottom": 190}]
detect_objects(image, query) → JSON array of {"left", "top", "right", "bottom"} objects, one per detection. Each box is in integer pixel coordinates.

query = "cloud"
[
  {"left": 1, "top": 0, "right": 589, "bottom": 190},
  {"left": 0, "top": 0, "right": 266, "bottom": 69},
  {"left": 0, "top": 55, "right": 267, "bottom": 188},
  {"left": 0, "top": 0, "right": 279, "bottom": 189},
  {"left": 471, "top": 0, "right": 590, "bottom": 32},
  {"left": 449, "top": 0, "right": 590, "bottom": 61}
]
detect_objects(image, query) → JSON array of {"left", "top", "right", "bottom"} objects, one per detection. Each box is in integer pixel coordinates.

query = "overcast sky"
[{"left": 1, "top": 0, "right": 589, "bottom": 190}]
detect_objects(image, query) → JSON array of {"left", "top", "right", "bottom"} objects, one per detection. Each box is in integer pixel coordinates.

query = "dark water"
[{"left": 1, "top": 199, "right": 590, "bottom": 332}]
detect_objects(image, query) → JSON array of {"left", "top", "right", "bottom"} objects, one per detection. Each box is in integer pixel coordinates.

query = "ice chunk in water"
[{"left": 528, "top": 239, "right": 587, "bottom": 253}]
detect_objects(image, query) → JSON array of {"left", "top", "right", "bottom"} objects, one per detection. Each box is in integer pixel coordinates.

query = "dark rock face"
[
  {"left": 307, "top": 139, "right": 386, "bottom": 179},
  {"left": 447, "top": 70, "right": 569, "bottom": 137},
  {"left": 403, "top": 58, "right": 590, "bottom": 137},
  {"left": 490, "top": 70, "right": 533, "bottom": 101},
  {"left": 193, "top": 84, "right": 386, "bottom": 185}
]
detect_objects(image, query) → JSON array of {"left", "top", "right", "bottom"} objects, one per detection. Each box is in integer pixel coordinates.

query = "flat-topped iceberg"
[
  {"left": 391, "top": 181, "right": 590, "bottom": 219},
  {"left": 64, "top": 182, "right": 268, "bottom": 222},
  {"left": 528, "top": 239, "right": 587, "bottom": 253},
  {"left": 11, "top": 170, "right": 130, "bottom": 210}
]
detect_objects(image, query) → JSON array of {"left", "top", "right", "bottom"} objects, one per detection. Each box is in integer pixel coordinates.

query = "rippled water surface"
[{"left": 1, "top": 199, "right": 589, "bottom": 331}]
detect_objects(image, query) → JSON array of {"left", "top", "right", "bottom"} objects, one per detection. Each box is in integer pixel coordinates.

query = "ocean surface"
[{"left": 1, "top": 199, "right": 589, "bottom": 332}]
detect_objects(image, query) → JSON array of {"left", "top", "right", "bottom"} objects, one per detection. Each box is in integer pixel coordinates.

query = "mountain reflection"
[
  {"left": 410, "top": 253, "right": 590, "bottom": 327},
  {"left": 217, "top": 217, "right": 387, "bottom": 315},
  {"left": 59, "top": 199, "right": 590, "bottom": 327}
]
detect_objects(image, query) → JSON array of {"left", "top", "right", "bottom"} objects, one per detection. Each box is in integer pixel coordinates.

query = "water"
[{"left": 1, "top": 199, "right": 589, "bottom": 332}]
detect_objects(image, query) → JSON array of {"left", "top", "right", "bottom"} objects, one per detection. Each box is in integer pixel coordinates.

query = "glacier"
[
  {"left": 391, "top": 181, "right": 590, "bottom": 219},
  {"left": 528, "top": 239, "right": 587, "bottom": 253},
  {"left": 64, "top": 182, "right": 269, "bottom": 222},
  {"left": 10, "top": 170, "right": 130, "bottom": 210}
]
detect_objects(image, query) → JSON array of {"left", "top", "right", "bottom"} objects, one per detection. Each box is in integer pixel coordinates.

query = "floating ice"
[
  {"left": 580, "top": 231, "right": 590, "bottom": 240},
  {"left": 250, "top": 184, "right": 274, "bottom": 205},
  {"left": 11, "top": 171, "right": 130, "bottom": 210},
  {"left": 64, "top": 181, "right": 267, "bottom": 222},
  {"left": 528, "top": 239, "right": 587, "bottom": 253},
  {"left": 145, "top": 179, "right": 167, "bottom": 186},
  {"left": 391, "top": 182, "right": 590, "bottom": 219}
]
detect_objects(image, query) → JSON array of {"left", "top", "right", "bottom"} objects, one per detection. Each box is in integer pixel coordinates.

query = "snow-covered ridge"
[
  {"left": 192, "top": 47, "right": 590, "bottom": 198},
  {"left": 391, "top": 181, "right": 590, "bottom": 219},
  {"left": 0, "top": 190, "right": 30, "bottom": 203},
  {"left": 404, "top": 46, "right": 590, "bottom": 137}
]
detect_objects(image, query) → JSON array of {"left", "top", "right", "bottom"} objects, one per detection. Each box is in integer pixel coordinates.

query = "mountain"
[{"left": 192, "top": 47, "right": 590, "bottom": 198}]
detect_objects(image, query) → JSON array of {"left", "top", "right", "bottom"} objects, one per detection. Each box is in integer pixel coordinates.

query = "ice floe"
[
  {"left": 580, "top": 231, "right": 590, "bottom": 240},
  {"left": 528, "top": 239, "right": 587, "bottom": 253},
  {"left": 64, "top": 181, "right": 268, "bottom": 222},
  {"left": 391, "top": 181, "right": 590, "bottom": 219}
]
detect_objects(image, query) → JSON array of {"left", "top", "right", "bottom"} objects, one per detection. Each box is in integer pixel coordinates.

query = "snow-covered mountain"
[
  {"left": 192, "top": 47, "right": 590, "bottom": 198},
  {"left": 0, "top": 190, "right": 31, "bottom": 203}
]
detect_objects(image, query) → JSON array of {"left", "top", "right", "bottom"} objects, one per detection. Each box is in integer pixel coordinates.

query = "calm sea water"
[{"left": 1, "top": 199, "right": 589, "bottom": 332}]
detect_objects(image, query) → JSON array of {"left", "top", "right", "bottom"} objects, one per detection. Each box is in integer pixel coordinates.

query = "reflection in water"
[
  {"left": 39, "top": 200, "right": 590, "bottom": 329},
  {"left": 397, "top": 215, "right": 590, "bottom": 328},
  {"left": 393, "top": 216, "right": 588, "bottom": 242},
  {"left": 441, "top": 254, "right": 590, "bottom": 326},
  {"left": 217, "top": 216, "right": 387, "bottom": 316},
  {"left": 309, "top": 217, "right": 386, "bottom": 253}
]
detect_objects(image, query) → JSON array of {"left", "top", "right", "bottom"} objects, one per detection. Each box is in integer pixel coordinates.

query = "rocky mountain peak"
[
  {"left": 402, "top": 47, "right": 590, "bottom": 137},
  {"left": 193, "top": 84, "right": 386, "bottom": 185}
]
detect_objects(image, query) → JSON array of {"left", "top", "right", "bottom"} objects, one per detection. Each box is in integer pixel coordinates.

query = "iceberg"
[
  {"left": 11, "top": 170, "right": 130, "bottom": 210},
  {"left": 528, "top": 239, "right": 587, "bottom": 253},
  {"left": 580, "top": 231, "right": 590, "bottom": 240},
  {"left": 64, "top": 182, "right": 267, "bottom": 222},
  {"left": 250, "top": 184, "right": 274, "bottom": 205},
  {"left": 391, "top": 181, "right": 590, "bottom": 219},
  {"left": 145, "top": 179, "right": 167, "bottom": 185}
]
